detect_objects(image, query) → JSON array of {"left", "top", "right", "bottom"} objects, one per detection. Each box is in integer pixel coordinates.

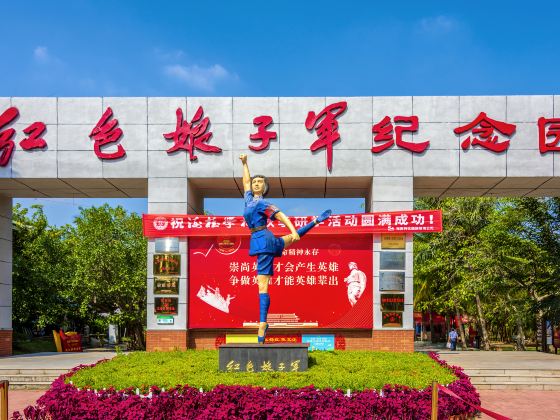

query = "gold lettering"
[
  {"left": 290, "top": 360, "right": 300, "bottom": 372},
  {"left": 260, "top": 361, "right": 274, "bottom": 372},
  {"left": 226, "top": 360, "right": 240, "bottom": 372}
]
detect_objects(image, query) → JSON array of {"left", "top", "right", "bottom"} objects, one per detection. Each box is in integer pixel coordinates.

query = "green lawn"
[
  {"left": 13, "top": 339, "right": 57, "bottom": 355},
  {"left": 69, "top": 350, "right": 456, "bottom": 391}
]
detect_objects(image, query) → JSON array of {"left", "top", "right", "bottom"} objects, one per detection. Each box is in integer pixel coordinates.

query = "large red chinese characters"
[
  {"left": 0, "top": 106, "right": 49, "bottom": 167},
  {"left": 143, "top": 210, "right": 443, "bottom": 237},
  {"left": 305, "top": 101, "right": 347, "bottom": 171},
  {"left": 538, "top": 117, "right": 560, "bottom": 153},
  {"left": 454, "top": 112, "right": 516, "bottom": 152},
  {"left": 20, "top": 122, "right": 47, "bottom": 150},
  {"left": 164, "top": 106, "right": 222, "bottom": 161},
  {"left": 249, "top": 115, "right": 277, "bottom": 151},
  {"left": 371, "top": 116, "right": 429, "bottom": 153},
  {"left": 0, "top": 107, "right": 17, "bottom": 166},
  {"left": 4, "top": 101, "right": 560, "bottom": 169},
  {"left": 89, "top": 107, "right": 126, "bottom": 159}
]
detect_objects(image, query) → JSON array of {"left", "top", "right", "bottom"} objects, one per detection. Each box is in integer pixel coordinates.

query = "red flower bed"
[{"left": 13, "top": 352, "right": 480, "bottom": 420}]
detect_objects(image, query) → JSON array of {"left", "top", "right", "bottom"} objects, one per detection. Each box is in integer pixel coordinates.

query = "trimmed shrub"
[{"left": 67, "top": 350, "right": 457, "bottom": 391}]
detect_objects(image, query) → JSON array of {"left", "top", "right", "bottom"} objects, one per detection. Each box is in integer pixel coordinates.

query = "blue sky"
[{"left": 3, "top": 1, "right": 560, "bottom": 225}]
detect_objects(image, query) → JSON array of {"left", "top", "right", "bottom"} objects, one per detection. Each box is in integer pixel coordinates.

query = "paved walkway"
[
  {"left": 437, "top": 349, "right": 560, "bottom": 419},
  {"left": 478, "top": 390, "right": 560, "bottom": 419},
  {"left": 8, "top": 390, "right": 44, "bottom": 417},
  {"left": 438, "top": 349, "right": 560, "bottom": 370},
  {"left": 2, "top": 350, "right": 117, "bottom": 417},
  {"left": 1, "top": 349, "right": 118, "bottom": 370}
]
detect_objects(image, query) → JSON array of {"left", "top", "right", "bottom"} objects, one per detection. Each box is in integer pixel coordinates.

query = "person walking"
[{"left": 448, "top": 328, "right": 458, "bottom": 351}]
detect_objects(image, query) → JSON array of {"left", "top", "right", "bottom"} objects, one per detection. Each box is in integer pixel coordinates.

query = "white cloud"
[
  {"left": 417, "top": 16, "right": 457, "bottom": 34},
  {"left": 154, "top": 48, "right": 185, "bottom": 61},
  {"left": 164, "top": 63, "right": 236, "bottom": 92},
  {"left": 33, "top": 46, "right": 64, "bottom": 67},
  {"left": 33, "top": 46, "right": 49, "bottom": 62}
]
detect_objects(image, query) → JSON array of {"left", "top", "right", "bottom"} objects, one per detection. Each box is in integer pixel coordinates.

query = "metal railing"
[
  {"left": 431, "top": 381, "right": 438, "bottom": 420},
  {"left": 431, "top": 380, "right": 511, "bottom": 420}
]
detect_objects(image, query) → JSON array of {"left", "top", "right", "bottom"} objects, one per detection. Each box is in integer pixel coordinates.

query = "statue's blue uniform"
[{"left": 243, "top": 191, "right": 284, "bottom": 275}]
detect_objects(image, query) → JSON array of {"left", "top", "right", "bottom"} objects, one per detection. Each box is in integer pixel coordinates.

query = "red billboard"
[
  {"left": 143, "top": 210, "right": 442, "bottom": 238},
  {"left": 188, "top": 234, "right": 373, "bottom": 329}
]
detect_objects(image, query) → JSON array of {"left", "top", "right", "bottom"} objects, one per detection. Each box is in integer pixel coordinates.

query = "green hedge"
[{"left": 69, "top": 350, "right": 456, "bottom": 391}]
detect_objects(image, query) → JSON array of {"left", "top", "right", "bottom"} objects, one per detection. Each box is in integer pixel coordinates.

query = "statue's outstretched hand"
[{"left": 239, "top": 154, "right": 247, "bottom": 164}]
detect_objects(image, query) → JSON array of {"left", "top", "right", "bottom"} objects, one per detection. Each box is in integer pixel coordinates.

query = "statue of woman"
[{"left": 239, "top": 154, "right": 331, "bottom": 343}]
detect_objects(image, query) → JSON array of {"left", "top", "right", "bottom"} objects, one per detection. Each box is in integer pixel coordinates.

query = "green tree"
[
  {"left": 415, "top": 197, "right": 498, "bottom": 350},
  {"left": 67, "top": 205, "right": 147, "bottom": 349},
  {"left": 415, "top": 196, "right": 560, "bottom": 351},
  {"left": 12, "top": 204, "right": 73, "bottom": 330},
  {"left": 490, "top": 198, "right": 560, "bottom": 350}
]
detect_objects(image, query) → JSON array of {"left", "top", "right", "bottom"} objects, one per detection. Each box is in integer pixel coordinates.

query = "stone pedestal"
[{"left": 219, "top": 343, "right": 309, "bottom": 372}]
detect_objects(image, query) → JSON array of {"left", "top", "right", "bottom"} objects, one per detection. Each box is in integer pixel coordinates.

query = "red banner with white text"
[
  {"left": 143, "top": 210, "right": 442, "bottom": 237},
  {"left": 188, "top": 234, "right": 373, "bottom": 329}
]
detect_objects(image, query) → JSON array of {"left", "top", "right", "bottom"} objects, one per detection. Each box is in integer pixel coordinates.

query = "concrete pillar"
[
  {"left": 0, "top": 197, "right": 12, "bottom": 356},
  {"left": 145, "top": 178, "right": 202, "bottom": 351},
  {"left": 370, "top": 177, "right": 414, "bottom": 351}
]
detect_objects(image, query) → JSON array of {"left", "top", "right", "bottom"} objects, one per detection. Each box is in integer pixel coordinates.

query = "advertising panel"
[
  {"left": 156, "top": 315, "right": 175, "bottom": 325},
  {"left": 155, "top": 237, "right": 179, "bottom": 253},
  {"left": 144, "top": 210, "right": 443, "bottom": 237},
  {"left": 380, "top": 294, "right": 405, "bottom": 311},
  {"left": 382, "top": 312, "right": 403, "bottom": 327},
  {"left": 379, "top": 272, "right": 405, "bottom": 291},
  {"left": 379, "top": 252, "right": 405, "bottom": 270},
  {"left": 154, "top": 297, "right": 178, "bottom": 315},
  {"left": 153, "top": 254, "right": 181, "bottom": 276},
  {"left": 380, "top": 234, "right": 406, "bottom": 249},
  {"left": 188, "top": 234, "right": 373, "bottom": 329},
  {"left": 302, "top": 334, "right": 335, "bottom": 351},
  {"left": 225, "top": 334, "right": 301, "bottom": 344},
  {"left": 154, "top": 277, "right": 179, "bottom": 295}
]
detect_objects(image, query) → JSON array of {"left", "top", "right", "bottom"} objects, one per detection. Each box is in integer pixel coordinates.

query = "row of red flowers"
[{"left": 13, "top": 353, "right": 479, "bottom": 420}]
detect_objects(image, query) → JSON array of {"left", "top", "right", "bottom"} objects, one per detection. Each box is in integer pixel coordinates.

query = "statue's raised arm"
[{"left": 239, "top": 154, "right": 251, "bottom": 193}]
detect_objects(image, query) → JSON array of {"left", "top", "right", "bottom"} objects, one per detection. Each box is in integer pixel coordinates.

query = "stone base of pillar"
[
  {"left": 372, "top": 329, "right": 414, "bottom": 352},
  {"left": 146, "top": 330, "right": 188, "bottom": 352},
  {"left": 0, "top": 330, "right": 12, "bottom": 356}
]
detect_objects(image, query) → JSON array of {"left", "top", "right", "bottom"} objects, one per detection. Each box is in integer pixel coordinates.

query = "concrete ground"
[
  {"left": 0, "top": 349, "right": 118, "bottom": 370},
  {"left": 438, "top": 349, "right": 560, "bottom": 371}
]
